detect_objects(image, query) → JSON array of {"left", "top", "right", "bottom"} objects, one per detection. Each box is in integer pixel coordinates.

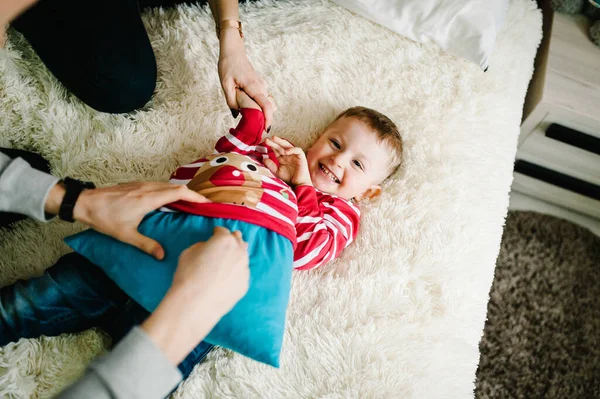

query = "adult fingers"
[
  {"left": 212, "top": 226, "right": 233, "bottom": 238},
  {"left": 122, "top": 230, "right": 165, "bottom": 260},
  {"left": 145, "top": 185, "right": 210, "bottom": 210},
  {"left": 243, "top": 84, "right": 274, "bottom": 129},
  {"left": 221, "top": 78, "right": 239, "bottom": 116},
  {"left": 232, "top": 230, "right": 249, "bottom": 249},
  {"left": 176, "top": 188, "right": 211, "bottom": 204},
  {"left": 251, "top": 93, "right": 275, "bottom": 130}
]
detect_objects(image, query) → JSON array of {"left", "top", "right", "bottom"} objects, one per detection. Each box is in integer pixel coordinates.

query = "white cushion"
[{"left": 331, "top": 0, "right": 509, "bottom": 70}]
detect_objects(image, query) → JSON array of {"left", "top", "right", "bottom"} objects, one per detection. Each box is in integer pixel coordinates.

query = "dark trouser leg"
[
  {"left": 11, "top": 0, "right": 157, "bottom": 114},
  {"left": 0, "top": 148, "right": 51, "bottom": 229},
  {"left": 0, "top": 252, "right": 128, "bottom": 346}
]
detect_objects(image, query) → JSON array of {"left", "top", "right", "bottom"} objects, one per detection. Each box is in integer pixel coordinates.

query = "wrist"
[
  {"left": 44, "top": 182, "right": 66, "bottom": 215},
  {"left": 219, "top": 27, "right": 244, "bottom": 53},
  {"left": 72, "top": 188, "right": 93, "bottom": 224},
  {"left": 293, "top": 178, "right": 313, "bottom": 188},
  {"left": 141, "top": 288, "right": 220, "bottom": 365}
]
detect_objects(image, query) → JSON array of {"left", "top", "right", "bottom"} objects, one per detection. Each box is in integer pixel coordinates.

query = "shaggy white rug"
[{"left": 0, "top": 0, "right": 541, "bottom": 397}]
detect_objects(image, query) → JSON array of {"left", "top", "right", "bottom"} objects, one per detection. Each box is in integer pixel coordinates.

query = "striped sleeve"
[
  {"left": 293, "top": 185, "right": 360, "bottom": 271},
  {"left": 215, "top": 108, "right": 266, "bottom": 157}
]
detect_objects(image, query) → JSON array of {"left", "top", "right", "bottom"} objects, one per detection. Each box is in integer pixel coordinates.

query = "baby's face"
[{"left": 306, "top": 117, "right": 392, "bottom": 201}]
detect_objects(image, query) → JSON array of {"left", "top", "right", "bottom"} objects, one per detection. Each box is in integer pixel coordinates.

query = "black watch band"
[{"left": 58, "top": 177, "right": 96, "bottom": 223}]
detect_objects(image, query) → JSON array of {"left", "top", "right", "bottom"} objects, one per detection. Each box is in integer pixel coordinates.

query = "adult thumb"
[{"left": 126, "top": 231, "right": 165, "bottom": 260}]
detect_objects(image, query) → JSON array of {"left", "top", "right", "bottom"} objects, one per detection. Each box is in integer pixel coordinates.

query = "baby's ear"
[{"left": 354, "top": 185, "right": 381, "bottom": 202}]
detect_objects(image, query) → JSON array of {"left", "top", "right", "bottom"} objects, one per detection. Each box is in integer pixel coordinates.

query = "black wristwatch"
[{"left": 58, "top": 177, "right": 96, "bottom": 223}]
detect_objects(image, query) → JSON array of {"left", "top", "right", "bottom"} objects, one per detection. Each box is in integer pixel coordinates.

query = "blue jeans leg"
[
  {"left": 0, "top": 251, "right": 213, "bottom": 380},
  {"left": 0, "top": 252, "right": 128, "bottom": 346}
]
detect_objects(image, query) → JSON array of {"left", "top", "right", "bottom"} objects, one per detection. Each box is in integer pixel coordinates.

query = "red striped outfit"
[{"left": 164, "top": 108, "right": 360, "bottom": 270}]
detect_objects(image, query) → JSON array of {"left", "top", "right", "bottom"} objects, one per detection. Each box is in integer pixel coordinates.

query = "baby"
[
  {"left": 0, "top": 89, "right": 402, "bottom": 378},
  {"left": 164, "top": 89, "right": 403, "bottom": 270}
]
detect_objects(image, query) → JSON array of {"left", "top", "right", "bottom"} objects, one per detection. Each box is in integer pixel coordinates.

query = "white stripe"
[
  {"left": 256, "top": 203, "right": 294, "bottom": 226},
  {"left": 297, "top": 215, "right": 321, "bottom": 224},
  {"left": 260, "top": 175, "right": 289, "bottom": 190},
  {"left": 264, "top": 189, "right": 298, "bottom": 211},
  {"left": 348, "top": 201, "right": 361, "bottom": 217},
  {"left": 323, "top": 203, "right": 353, "bottom": 238},
  {"left": 297, "top": 224, "right": 327, "bottom": 242},
  {"left": 168, "top": 178, "right": 191, "bottom": 185},
  {"left": 225, "top": 133, "right": 256, "bottom": 153},
  {"left": 293, "top": 236, "right": 330, "bottom": 268},
  {"left": 159, "top": 206, "right": 177, "bottom": 213},
  {"left": 180, "top": 161, "right": 206, "bottom": 168},
  {"left": 255, "top": 145, "right": 268, "bottom": 154},
  {"left": 324, "top": 217, "right": 346, "bottom": 240}
]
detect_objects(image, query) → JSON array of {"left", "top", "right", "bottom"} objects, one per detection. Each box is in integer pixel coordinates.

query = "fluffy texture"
[
  {"left": 0, "top": 0, "right": 541, "bottom": 397},
  {"left": 476, "top": 211, "right": 600, "bottom": 397}
]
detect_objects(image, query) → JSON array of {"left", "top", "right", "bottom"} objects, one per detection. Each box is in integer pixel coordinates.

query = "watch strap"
[{"left": 58, "top": 177, "right": 95, "bottom": 223}]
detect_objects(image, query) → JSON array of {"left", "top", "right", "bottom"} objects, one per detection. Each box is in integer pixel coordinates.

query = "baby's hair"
[{"left": 335, "top": 106, "right": 403, "bottom": 178}]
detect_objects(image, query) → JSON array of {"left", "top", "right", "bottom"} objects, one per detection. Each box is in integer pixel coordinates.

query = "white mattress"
[{"left": 0, "top": 0, "right": 542, "bottom": 397}]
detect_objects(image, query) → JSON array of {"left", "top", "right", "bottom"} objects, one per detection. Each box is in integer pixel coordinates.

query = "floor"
[
  {"left": 476, "top": 210, "right": 600, "bottom": 397},
  {"left": 509, "top": 190, "right": 600, "bottom": 237}
]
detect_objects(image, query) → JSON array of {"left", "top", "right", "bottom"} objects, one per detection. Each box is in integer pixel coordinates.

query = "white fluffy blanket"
[{"left": 0, "top": 0, "right": 541, "bottom": 397}]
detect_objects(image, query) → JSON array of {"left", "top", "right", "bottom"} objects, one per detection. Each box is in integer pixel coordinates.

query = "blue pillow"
[{"left": 65, "top": 211, "right": 293, "bottom": 367}]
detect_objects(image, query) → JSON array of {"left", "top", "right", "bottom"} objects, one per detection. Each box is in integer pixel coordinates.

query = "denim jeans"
[{"left": 0, "top": 252, "right": 212, "bottom": 379}]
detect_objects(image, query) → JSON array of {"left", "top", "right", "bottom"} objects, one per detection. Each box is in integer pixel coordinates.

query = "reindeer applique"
[{"left": 185, "top": 153, "right": 271, "bottom": 209}]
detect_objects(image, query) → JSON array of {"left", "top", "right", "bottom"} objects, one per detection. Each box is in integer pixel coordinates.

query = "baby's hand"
[
  {"left": 264, "top": 136, "right": 313, "bottom": 187},
  {"left": 235, "top": 88, "right": 262, "bottom": 111}
]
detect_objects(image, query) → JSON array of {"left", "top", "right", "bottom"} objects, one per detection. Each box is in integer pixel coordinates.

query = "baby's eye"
[
  {"left": 330, "top": 139, "right": 341, "bottom": 149},
  {"left": 353, "top": 160, "right": 363, "bottom": 170}
]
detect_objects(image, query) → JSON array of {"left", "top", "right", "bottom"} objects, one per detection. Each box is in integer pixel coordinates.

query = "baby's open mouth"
[{"left": 319, "top": 163, "right": 340, "bottom": 184}]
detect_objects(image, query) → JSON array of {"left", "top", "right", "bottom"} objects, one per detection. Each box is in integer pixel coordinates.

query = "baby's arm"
[
  {"left": 214, "top": 89, "right": 266, "bottom": 154},
  {"left": 293, "top": 187, "right": 360, "bottom": 270}
]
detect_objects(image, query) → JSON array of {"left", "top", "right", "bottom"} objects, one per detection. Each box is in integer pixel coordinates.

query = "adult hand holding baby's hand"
[
  {"left": 218, "top": 29, "right": 275, "bottom": 130},
  {"left": 264, "top": 136, "right": 312, "bottom": 187},
  {"left": 73, "top": 182, "right": 210, "bottom": 260}
]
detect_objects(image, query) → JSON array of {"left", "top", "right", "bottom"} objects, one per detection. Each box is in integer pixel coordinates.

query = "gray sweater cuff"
[
  {"left": 90, "top": 327, "right": 183, "bottom": 398},
  {"left": 0, "top": 156, "right": 59, "bottom": 221}
]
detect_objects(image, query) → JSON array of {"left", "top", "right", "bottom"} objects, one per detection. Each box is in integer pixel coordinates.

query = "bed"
[{"left": 0, "top": 0, "right": 542, "bottom": 397}]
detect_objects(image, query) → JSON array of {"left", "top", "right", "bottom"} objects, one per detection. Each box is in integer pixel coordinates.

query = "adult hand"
[
  {"left": 173, "top": 226, "right": 249, "bottom": 316},
  {"left": 142, "top": 226, "right": 250, "bottom": 365},
  {"left": 71, "top": 182, "right": 210, "bottom": 260},
  {"left": 218, "top": 28, "right": 275, "bottom": 130}
]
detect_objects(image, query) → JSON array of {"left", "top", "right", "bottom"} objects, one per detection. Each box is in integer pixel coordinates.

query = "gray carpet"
[{"left": 476, "top": 211, "right": 600, "bottom": 398}]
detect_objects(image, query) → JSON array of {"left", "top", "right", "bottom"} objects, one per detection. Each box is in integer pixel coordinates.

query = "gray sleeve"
[
  {"left": 0, "top": 152, "right": 59, "bottom": 221},
  {"left": 55, "top": 327, "right": 182, "bottom": 399}
]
